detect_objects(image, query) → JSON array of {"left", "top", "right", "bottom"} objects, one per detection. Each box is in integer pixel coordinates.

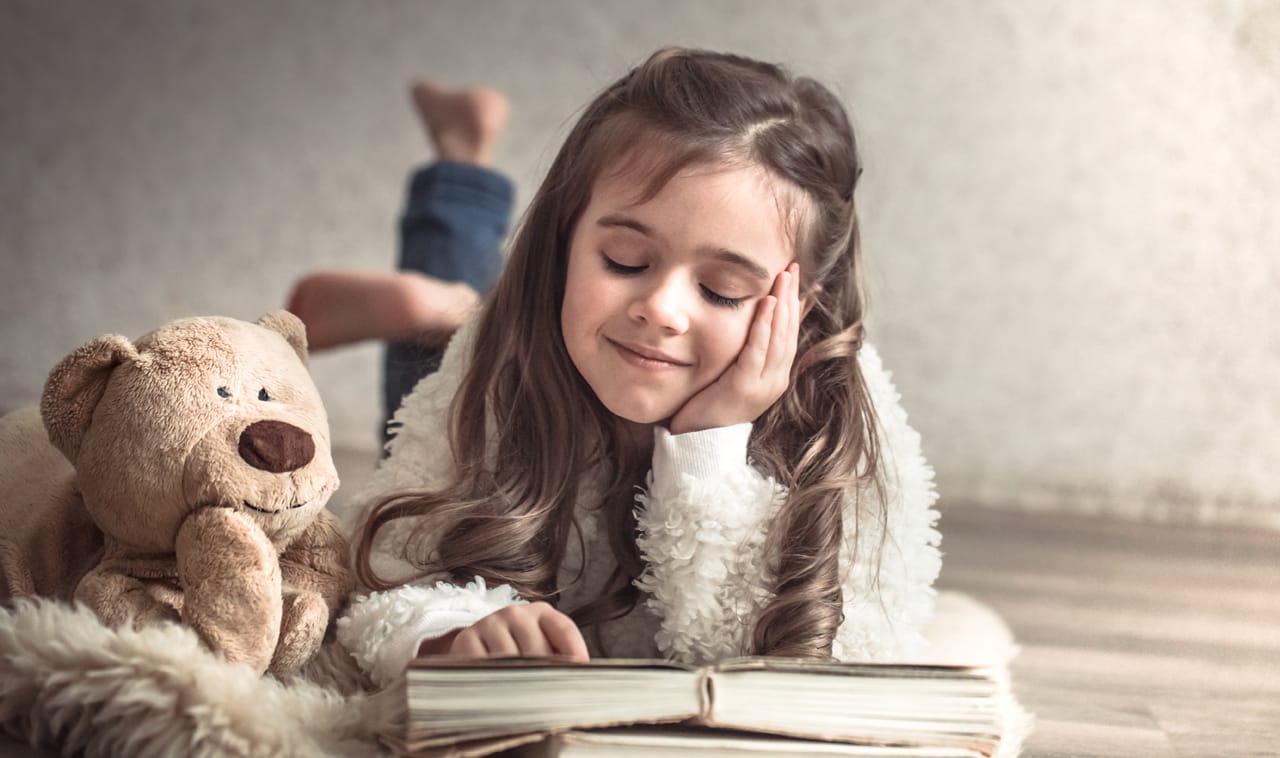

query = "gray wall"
[{"left": 3, "top": 0, "right": 1278, "bottom": 527}]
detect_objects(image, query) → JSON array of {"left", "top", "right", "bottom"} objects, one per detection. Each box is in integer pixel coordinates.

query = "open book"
[{"left": 381, "top": 657, "right": 1024, "bottom": 758}]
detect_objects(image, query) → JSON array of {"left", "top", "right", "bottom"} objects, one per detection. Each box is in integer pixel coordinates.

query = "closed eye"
[
  {"left": 700, "top": 286, "right": 746, "bottom": 309},
  {"left": 601, "top": 253, "right": 646, "bottom": 275}
]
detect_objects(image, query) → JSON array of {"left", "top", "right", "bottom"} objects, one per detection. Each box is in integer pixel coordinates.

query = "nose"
[
  {"left": 628, "top": 276, "right": 690, "bottom": 334},
  {"left": 238, "top": 420, "right": 316, "bottom": 473}
]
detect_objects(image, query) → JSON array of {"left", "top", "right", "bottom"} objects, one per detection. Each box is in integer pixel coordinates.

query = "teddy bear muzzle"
[{"left": 237, "top": 420, "right": 316, "bottom": 474}]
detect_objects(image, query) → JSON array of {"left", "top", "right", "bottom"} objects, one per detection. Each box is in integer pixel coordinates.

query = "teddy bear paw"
[{"left": 268, "top": 590, "right": 329, "bottom": 676}]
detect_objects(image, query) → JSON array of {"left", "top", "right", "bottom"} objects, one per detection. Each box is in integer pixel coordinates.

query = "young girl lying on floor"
[{"left": 289, "top": 47, "right": 940, "bottom": 689}]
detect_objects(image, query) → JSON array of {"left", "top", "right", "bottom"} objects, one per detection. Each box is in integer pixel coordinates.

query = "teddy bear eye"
[
  {"left": 217, "top": 386, "right": 232, "bottom": 399},
  {"left": 258, "top": 388, "right": 271, "bottom": 402}
]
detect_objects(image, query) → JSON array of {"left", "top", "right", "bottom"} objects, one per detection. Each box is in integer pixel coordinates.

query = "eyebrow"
[{"left": 596, "top": 213, "right": 771, "bottom": 281}]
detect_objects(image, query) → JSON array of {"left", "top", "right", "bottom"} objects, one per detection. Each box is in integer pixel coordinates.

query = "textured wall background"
[{"left": 3, "top": 0, "right": 1278, "bottom": 527}]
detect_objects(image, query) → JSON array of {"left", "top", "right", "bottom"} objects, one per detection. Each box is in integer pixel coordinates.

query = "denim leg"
[{"left": 383, "top": 161, "right": 514, "bottom": 432}]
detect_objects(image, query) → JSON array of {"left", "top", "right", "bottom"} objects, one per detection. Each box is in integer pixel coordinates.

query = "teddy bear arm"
[
  {"left": 278, "top": 509, "right": 355, "bottom": 612},
  {"left": 268, "top": 589, "right": 331, "bottom": 676},
  {"left": 75, "top": 565, "right": 180, "bottom": 628},
  {"left": 176, "top": 507, "right": 283, "bottom": 674},
  {"left": 267, "top": 512, "right": 353, "bottom": 675}
]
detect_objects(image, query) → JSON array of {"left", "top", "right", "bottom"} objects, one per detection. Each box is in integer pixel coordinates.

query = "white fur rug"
[{"left": 0, "top": 591, "right": 1029, "bottom": 757}]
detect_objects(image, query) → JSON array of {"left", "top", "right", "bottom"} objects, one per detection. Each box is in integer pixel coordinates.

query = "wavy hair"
[{"left": 355, "top": 47, "right": 883, "bottom": 659}]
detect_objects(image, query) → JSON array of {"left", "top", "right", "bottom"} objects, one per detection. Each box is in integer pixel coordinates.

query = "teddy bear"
[{"left": 0, "top": 310, "right": 354, "bottom": 676}]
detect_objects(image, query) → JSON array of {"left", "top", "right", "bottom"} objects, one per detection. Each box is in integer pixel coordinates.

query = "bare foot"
[
  {"left": 410, "top": 80, "right": 509, "bottom": 166},
  {"left": 286, "top": 270, "right": 479, "bottom": 351}
]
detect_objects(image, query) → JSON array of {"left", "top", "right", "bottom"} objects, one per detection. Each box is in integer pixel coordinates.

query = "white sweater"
[{"left": 334, "top": 320, "right": 941, "bottom": 688}]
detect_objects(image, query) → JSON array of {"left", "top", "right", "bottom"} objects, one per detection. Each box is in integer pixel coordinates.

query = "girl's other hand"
[
  {"left": 416, "top": 602, "right": 590, "bottom": 661},
  {"left": 668, "top": 263, "right": 801, "bottom": 435}
]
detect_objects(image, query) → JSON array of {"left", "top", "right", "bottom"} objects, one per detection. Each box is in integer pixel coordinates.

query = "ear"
[
  {"left": 41, "top": 334, "right": 139, "bottom": 462},
  {"left": 256, "top": 309, "right": 309, "bottom": 366}
]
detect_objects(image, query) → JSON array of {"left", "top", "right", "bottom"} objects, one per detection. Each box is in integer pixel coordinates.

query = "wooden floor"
[{"left": 937, "top": 503, "right": 1280, "bottom": 757}]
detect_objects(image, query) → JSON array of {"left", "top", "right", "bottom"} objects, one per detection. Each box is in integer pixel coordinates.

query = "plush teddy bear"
[{"left": 0, "top": 310, "right": 353, "bottom": 676}]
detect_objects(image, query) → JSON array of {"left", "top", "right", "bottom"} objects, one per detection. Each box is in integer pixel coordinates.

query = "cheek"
[
  {"left": 562, "top": 239, "right": 599, "bottom": 314},
  {"left": 561, "top": 275, "right": 593, "bottom": 336},
  {"left": 560, "top": 272, "right": 603, "bottom": 372},
  {"left": 560, "top": 255, "right": 588, "bottom": 333},
  {"left": 563, "top": 259, "right": 624, "bottom": 333},
  {"left": 699, "top": 311, "right": 754, "bottom": 374}
]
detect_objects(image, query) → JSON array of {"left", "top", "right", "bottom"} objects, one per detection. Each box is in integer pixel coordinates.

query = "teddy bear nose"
[{"left": 238, "top": 420, "right": 316, "bottom": 473}]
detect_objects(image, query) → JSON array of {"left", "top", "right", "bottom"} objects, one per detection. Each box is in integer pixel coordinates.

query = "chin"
[{"left": 600, "top": 394, "right": 679, "bottom": 427}]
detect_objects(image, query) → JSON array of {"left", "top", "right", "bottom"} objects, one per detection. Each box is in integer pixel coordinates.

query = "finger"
[
  {"left": 448, "top": 628, "right": 489, "bottom": 658},
  {"left": 475, "top": 620, "right": 521, "bottom": 657},
  {"left": 771, "top": 264, "right": 790, "bottom": 298},
  {"left": 765, "top": 269, "right": 795, "bottom": 374},
  {"left": 784, "top": 263, "right": 802, "bottom": 362},
  {"left": 771, "top": 269, "right": 794, "bottom": 358},
  {"left": 742, "top": 296, "right": 776, "bottom": 379},
  {"left": 538, "top": 610, "right": 590, "bottom": 662},
  {"left": 417, "top": 628, "right": 463, "bottom": 657},
  {"left": 509, "top": 617, "right": 554, "bottom": 658}
]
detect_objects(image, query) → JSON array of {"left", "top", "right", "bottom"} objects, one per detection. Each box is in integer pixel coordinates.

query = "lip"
[{"left": 609, "top": 339, "right": 690, "bottom": 369}]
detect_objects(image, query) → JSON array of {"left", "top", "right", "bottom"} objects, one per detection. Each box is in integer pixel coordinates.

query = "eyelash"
[
  {"left": 600, "top": 254, "right": 745, "bottom": 309},
  {"left": 601, "top": 256, "right": 645, "bottom": 276},
  {"left": 700, "top": 287, "right": 744, "bottom": 309}
]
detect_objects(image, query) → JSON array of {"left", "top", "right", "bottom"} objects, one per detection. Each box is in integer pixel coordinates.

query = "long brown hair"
[{"left": 355, "top": 47, "right": 883, "bottom": 659}]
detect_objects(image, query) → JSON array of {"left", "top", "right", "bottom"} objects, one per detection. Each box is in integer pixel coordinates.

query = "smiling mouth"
[
  {"left": 242, "top": 500, "right": 308, "bottom": 514},
  {"left": 609, "top": 339, "right": 689, "bottom": 369}
]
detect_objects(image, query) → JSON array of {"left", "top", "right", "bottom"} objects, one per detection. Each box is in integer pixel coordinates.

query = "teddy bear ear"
[
  {"left": 256, "top": 309, "right": 309, "bottom": 367},
  {"left": 41, "top": 334, "right": 139, "bottom": 462}
]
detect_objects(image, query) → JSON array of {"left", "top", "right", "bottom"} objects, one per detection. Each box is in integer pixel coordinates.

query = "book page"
[
  {"left": 540, "top": 727, "right": 988, "bottom": 757},
  {"left": 402, "top": 660, "right": 704, "bottom": 744},
  {"left": 704, "top": 665, "right": 1005, "bottom": 756}
]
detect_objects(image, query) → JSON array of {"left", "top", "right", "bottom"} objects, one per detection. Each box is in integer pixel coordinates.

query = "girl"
[{"left": 328, "top": 47, "right": 940, "bottom": 689}]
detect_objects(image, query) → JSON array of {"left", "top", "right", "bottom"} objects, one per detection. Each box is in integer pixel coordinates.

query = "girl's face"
[{"left": 561, "top": 161, "right": 798, "bottom": 426}]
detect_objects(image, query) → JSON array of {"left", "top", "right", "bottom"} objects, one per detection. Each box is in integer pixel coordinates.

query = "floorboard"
[{"left": 937, "top": 503, "right": 1280, "bottom": 757}]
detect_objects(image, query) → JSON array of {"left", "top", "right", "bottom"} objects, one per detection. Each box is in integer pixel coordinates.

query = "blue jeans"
[{"left": 383, "top": 161, "right": 514, "bottom": 432}]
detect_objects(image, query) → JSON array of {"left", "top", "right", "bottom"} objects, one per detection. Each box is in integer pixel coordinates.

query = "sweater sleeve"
[
  {"left": 329, "top": 317, "right": 527, "bottom": 688},
  {"left": 632, "top": 423, "right": 785, "bottom": 663},
  {"left": 632, "top": 342, "right": 941, "bottom": 665},
  {"left": 335, "top": 577, "right": 525, "bottom": 688}
]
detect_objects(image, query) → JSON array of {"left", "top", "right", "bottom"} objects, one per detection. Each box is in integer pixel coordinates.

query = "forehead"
[{"left": 588, "top": 158, "right": 806, "bottom": 262}]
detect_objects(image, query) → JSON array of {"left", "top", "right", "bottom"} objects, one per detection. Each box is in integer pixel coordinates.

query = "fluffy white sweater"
[{"left": 334, "top": 320, "right": 941, "bottom": 688}]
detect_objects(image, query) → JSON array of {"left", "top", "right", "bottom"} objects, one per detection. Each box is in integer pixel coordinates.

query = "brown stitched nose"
[{"left": 238, "top": 420, "right": 315, "bottom": 473}]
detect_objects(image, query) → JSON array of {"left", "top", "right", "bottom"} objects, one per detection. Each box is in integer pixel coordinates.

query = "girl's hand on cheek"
[
  {"left": 668, "top": 263, "right": 801, "bottom": 435},
  {"left": 416, "top": 602, "right": 590, "bottom": 661}
]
